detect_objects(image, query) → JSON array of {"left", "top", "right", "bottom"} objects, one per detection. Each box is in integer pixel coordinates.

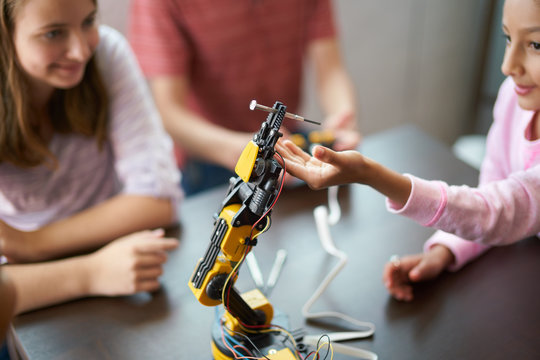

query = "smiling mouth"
[{"left": 515, "top": 84, "right": 535, "bottom": 96}]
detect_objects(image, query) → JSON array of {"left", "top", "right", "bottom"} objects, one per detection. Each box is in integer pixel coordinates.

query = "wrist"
[
  {"left": 429, "top": 244, "right": 455, "bottom": 268},
  {"left": 79, "top": 254, "right": 98, "bottom": 297},
  {"left": 13, "top": 228, "right": 49, "bottom": 263},
  {"left": 28, "top": 227, "right": 60, "bottom": 261},
  {"left": 357, "top": 156, "right": 379, "bottom": 186}
]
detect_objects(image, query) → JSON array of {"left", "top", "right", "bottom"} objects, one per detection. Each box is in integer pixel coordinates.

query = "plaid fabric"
[{"left": 128, "top": 0, "right": 336, "bottom": 135}]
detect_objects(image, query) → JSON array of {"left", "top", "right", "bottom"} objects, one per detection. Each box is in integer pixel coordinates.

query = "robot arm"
[
  {"left": 188, "top": 101, "right": 323, "bottom": 359},
  {"left": 188, "top": 101, "right": 288, "bottom": 327}
]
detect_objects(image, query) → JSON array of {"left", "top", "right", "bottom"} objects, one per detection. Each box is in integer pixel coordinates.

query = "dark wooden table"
[{"left": 11, "top": 125, "right": 540, "bottom": 359}]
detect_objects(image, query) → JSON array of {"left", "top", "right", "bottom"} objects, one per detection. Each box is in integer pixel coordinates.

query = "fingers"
[
  {"left": 134, "top": 252, "right": 168, "bottom": 268},
  {"left": 277, "top": 140, "right": 315, "bottom": 181},
  {"left": 383, "top": 254, "right": 424, "bottom": 302},
  {"left": 92, "top": 230, "right": 179, "bottom": 296},
  {"left": 130, "top": 263, "right": 167, "bottom": 293},
  {"left": 135, "top": 266, "right": 164, "bottom": 281},
  {"left": 280, "top": 139, "right": 313, "bottom": 162},
  {"left": 383, "top": 251, "right": 450, "bottom": 302},
  {"left": 136, "top": 279, "right": 161, "bottom": 293},
  {"left": 312, "top": 146, "right": 352, "bottom": 175},
  {"left": 383, "top": 261, "right": 413, "bottom": 302},
  {"left": 135, "top": 237, "right": 179, "bottom": 253},
  {"left": 311, "top": 145, "right": 335, "bottom": 163},
  {"left": 118, "top": 229, "right": 178, "bottom": 254}
]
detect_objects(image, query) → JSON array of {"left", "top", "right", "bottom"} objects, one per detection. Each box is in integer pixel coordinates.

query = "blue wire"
[{"left": 215, "top": 307, "right": 251, "bottom": 358}]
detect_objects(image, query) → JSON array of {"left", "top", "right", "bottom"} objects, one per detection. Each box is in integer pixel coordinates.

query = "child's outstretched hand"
[
  {"left": 276, "top": 139, "right": 365, "bottom": 190},
  {"left": 382, "top": 245, "right": 454, "bottom": 301}
]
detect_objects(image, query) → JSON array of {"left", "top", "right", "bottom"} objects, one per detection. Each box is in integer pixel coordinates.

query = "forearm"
[
  {"left": 160, "top": 105, "right": 249, "bottom": 170},
  {"left": 36, "top": 195, "right": 174, "bottom": 259},
  {"left": 310, "top": 39, "right": 356, "bottom": 119},
  {"left": 150, "top": 77, "right": 250, "bottom": 170},
  {"left": 5, "top": 257, "right": 91, "bottom": 314},
  {"left": 317, "top": 64, "right": 356, "bottom": 119},
  {"left": 362, "top": 158, "right": 412, "bottom": 206}
]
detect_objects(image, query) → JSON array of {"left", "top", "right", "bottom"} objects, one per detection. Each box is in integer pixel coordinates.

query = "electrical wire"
[
  {"left": 303, "top": 334, "right": 334, "bottom": 360},
  {"left": 302, "top": 186, "right": 378, "bottom": 360},
  {"left": 228, "top": 152, "right": 285, "bottom": 313},
  {"left": 249, "top": 151, "right": 286, "bottom": 241},
  {"left": 220, "top": 317, "right": 271, "bottom": 359},
  {"left": 317, "top": 334, "right": 333, "bottom": 360},
  {"left": 245, "top": 326, "right": 302, "bottom": 360},
  {"left": 221, "top": 318, "right": 307, "bottom": 360},
  {"left": 218, "top": 157, "right": 294, "bottom": 359}
]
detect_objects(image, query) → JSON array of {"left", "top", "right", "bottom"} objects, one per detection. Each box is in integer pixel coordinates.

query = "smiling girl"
[
  {"left": 277, "top": 0, "right": 540, "bottom": 301},
  {"left": 0, "top": 0, "right": 182, "bottom": 318}
]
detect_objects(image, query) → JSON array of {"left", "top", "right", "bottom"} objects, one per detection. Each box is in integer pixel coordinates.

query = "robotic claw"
[{"left": 188, "top": 101, "right": 316, "bottom": 360}]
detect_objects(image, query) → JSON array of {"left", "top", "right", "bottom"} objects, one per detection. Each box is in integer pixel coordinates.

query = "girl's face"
[
  {"left": 502, "top": 0, "right": 540, "bottom": 111},
  {"left": 12, "top": 0, "right": 99, "bottom": 95}
]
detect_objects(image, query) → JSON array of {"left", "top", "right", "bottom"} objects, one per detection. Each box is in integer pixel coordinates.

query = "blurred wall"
[
  {"left": 98, "top": 0, "right": 493, "bottom": 145},
  {"left": 475, "top": 0, "right": 505, "bottom": 135}
]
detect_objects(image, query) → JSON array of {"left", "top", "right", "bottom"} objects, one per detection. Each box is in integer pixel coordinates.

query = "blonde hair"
[{"left": 0, "top": 0, "right": 108, "bottom": 168}]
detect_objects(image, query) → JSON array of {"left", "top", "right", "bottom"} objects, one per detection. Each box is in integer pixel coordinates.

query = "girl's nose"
[
  {"left": 501, "top": 44, "right": 524, "bottom": 77},
  {"left": 66, "top": 32, "right": 92, "bottom": 61}
]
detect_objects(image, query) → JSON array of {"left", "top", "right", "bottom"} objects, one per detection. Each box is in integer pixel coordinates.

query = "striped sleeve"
[
  {"left": 307, "top": 0, "right": 337, "bottom": 41},
  {"left": 95, "top": 26, "right": 183, "bottom": 214},
  {"left": 128, "top": 0, "right": 189, "bottom": 77}
]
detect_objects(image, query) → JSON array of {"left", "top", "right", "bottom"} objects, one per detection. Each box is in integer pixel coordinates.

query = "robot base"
[{"left": 210, "top": 307, "right": 308, "bottom": 360}]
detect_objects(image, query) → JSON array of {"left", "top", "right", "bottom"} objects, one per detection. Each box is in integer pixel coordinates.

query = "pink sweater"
[{"left": 388, "top": 77, "right": 540, "bottom": 270}]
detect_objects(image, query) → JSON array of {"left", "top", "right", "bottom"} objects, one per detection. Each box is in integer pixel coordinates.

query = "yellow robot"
[{"left": 189, "top": 101, "right": 317, "bottom": 360}]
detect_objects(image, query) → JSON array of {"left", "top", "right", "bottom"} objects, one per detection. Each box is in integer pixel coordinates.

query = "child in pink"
[{"left": 277, "top": 0, "right": 540, "bottom": 301}]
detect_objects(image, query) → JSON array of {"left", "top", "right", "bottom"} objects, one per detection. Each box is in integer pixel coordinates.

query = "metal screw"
[{"left": 249, "top": 100, "right": 320, "bottom": 125}]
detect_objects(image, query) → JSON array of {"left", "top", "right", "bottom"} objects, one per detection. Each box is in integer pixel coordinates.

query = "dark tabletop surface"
[{"left": 11, "top": 125, "right": 540, "bottom": 359}]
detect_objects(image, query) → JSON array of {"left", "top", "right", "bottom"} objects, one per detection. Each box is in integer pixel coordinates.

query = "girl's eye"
[
  {"left": 531, "top": 42, "right": 540, "bottom": 50},
  {"left": 83, "top": 16, "right": 96, "bottom": 28},
  {"left": 44, "top": 29, "right": 62, "bottom": 39},
  {"left": 503, "top": 34, "right": 511, "bottom": 45}
]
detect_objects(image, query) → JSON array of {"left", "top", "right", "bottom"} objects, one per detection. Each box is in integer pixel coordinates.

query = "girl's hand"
[
  {"left": 276, "top": 139, "right": 366, "bottom": 189},
  {"left": 85, "top": 229, "right": 179, "bottom": 296},
  {"left": 382, "top": 245, "right": 455, "bottom": 301}
]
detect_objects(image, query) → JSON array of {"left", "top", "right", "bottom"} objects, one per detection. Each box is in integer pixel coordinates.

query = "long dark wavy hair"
[{"left": 0, "top": 0, "right": 108, "bottom": 168}]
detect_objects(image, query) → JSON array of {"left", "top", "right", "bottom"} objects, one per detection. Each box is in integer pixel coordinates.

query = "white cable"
[
  {"left": 246, "top": 252, "right": 265, "bottom": 290},
  {"left": 302, "top": 186, "right": 377, "bottom": 360},
  {"left": 326, "top": 185, "right": 341, "bottom": 226}
]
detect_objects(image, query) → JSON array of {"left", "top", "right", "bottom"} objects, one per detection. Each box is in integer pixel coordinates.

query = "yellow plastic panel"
[
  {"left": 188, "top": 255, "right": 233, "bottom": 306},
  {"left": 220, "top": 204, "right": 259, "bottom": 261},
  {"left": 235, "top": 140, "right": 259, "bottom": 182}
]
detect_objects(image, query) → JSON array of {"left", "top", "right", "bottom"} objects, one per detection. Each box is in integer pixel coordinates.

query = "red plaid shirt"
[{"left": 129, "top": 0, "right": 336, "bottom": 138}]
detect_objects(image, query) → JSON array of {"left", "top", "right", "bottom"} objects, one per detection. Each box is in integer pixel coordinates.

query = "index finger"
[{"left": 136, "top": 237, "right": 179, "bottom": 254}]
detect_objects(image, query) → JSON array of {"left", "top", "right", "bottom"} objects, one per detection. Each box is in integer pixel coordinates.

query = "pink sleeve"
[
  {"left": 388, "top": 170, "right": 540, "bottom": 246},
  {"left": 387, "top": 77, "right": 524, "bottom": 269},
  {"left": 423, "top": 231, "right": 490, "bottom": 271}
]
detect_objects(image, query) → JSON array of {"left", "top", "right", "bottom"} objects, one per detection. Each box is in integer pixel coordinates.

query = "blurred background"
[{"left": 98, "top": 0, "right": 505, "bottom": 149}]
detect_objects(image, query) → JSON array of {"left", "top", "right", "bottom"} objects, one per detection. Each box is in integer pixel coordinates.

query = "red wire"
[{"left": 223, "top": 153, "right": 289, "bottom": 345}]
